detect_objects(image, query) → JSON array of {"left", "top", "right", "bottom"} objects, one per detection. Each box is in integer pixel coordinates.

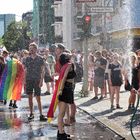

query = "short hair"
[
  {"left": 95, "top": 51, "right": 101, "bottom": 56},
  {"left": 29, "top": 42, "right": 38, "bottom": 49},
  {"left": 51, "top": 44, "right": 57, "bottom": 48},
  {"left": 23, "top": 50, "right": 29, "bottom": 54},
  {"left": 3, "top": 50, "right": 9, "bottom": 54},
  {"left": 57, "top": 43, "right": 65, "bottom": 51}
]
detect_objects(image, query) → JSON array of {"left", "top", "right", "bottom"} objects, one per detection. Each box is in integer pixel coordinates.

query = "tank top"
[{"left": 66, "top": 64, "right": 76, "bottom": 79}]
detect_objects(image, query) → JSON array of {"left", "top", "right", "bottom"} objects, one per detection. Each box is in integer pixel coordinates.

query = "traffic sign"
[
  {"left": 76, "top": 0, "right": 96, "bottom": 2},
  {"left": 87, "top": 7, "right": 114, "bottom": 13}
]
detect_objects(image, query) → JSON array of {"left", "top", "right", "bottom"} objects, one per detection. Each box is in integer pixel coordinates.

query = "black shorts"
[
  {"left": 58, "top": 82, "right": 74, "bottom": 104},
  {"left": 26, "top": 80, "right": 41, "bottom": 96},
  {"left": 44, "top": 75, "right": 53, "bottom": 83},
  {"left": 111, "top": 79, "right": 122, "bottom": 86}
]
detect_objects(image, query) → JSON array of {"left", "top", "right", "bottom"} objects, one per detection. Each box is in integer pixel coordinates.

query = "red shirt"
[{"left": 55, "top": 59, "right": 61, "bottom": 74}]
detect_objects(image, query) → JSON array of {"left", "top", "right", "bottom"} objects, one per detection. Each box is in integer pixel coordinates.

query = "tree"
[
  {"left": 2, "top": 21, "right": 31, "bottom": 51},
  {"left": 0, "top": 38, "right": 3, "bottom": 46}
]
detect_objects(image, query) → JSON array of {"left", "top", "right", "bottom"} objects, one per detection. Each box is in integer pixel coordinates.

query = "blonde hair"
[{"left": 23, "top": 50, "right": 29, "bottom": 54}]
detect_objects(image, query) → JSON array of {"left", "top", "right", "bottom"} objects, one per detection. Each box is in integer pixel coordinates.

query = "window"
[{"left": 55, "top": 16, "right": 63, "bottom": 22}]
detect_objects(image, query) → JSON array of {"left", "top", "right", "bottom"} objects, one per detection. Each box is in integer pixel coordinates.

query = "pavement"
[
  {"left": 74, "top": 82, "right": 140, "bottom": 140},
  {"left": 21, "top": 81, "right": 138, "bottom": 139}
]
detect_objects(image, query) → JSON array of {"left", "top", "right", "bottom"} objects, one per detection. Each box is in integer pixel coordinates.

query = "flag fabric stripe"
[
  {"left": 47, "top": 63, "right": 69, "bottom": 123},
  {"left": 12, "top": 61, "right": 24, "bottom": 100},
  {"left": 0, "top": 59, "right": 24, "bottom": 101},
  {"left": 3, "top": 60, "right": 12, "bottom": 100},
  {"left": 0, "top": 66, "right": 8, "bottom": 99},
  {"left": 7, "top": 59, "right": 17, "bottom": 100}
]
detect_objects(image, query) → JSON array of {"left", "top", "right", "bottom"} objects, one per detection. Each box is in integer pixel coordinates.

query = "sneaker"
[
  {"left": 44, "top": 91, "right": 51, "bottom": 95},
  {"left": 128, "top": 104, "right": 132, "bottom": 110},
  {"left": 92, "top": 96, "right": 98, "bottom": 100},
  {"left": 40, "top": 115, "right": 47, "bottom": 121},
  {"left": 57, "top": 131, "right": 70, "bottom": 138},
  {"left": 111, "top": 105, "right": 115, "bottom": 110},
  {"left": 116, "top": 104, "right": 123, "bottom": 109},
  {"left": 64, "top": 132, "right": 70, "bottom": 138},
  {"left": 3, "top": 100, "right": 7, "bottom": 105},
  {"left": 98, "top": 96, "right": 103, "bottom": 100},
  {"left": 28, "top": 114, "right": 34, "bottom": 121},
  {"left": 9, "top": 102, "right": 13, "bottom": 109},
  {"left": 57, "top": 132, "right": 71, "bottom": 140},
  {"left": 131, "top": 105, "right": 135, "bottom": 110},
  {"left": 12, "top": 104, "right": 18, "bottom": 108}
]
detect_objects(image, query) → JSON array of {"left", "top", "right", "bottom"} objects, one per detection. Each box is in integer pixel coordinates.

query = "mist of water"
[{"left": 121, "top": 0, "right": 133, "bottom": 84}]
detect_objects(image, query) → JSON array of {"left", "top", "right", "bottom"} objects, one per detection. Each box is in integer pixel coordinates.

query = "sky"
[{"left": 0, "top": 0, "right": 33, "bottom": 21}]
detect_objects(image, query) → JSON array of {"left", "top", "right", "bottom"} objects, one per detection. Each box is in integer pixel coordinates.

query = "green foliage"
[
  {"left": 2, "top": 21, "right": 31, "bottom": 51},
  {"left": 0, "top": 38, "right": 4, "bottom": 46}
]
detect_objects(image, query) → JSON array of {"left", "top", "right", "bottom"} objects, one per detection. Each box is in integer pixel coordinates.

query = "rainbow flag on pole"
[
  {"left": 0, "top": 58, "right": 24, "bottom": 100},
  {"left": 47, "top": 63, "right": 69, "bottom": 123}
]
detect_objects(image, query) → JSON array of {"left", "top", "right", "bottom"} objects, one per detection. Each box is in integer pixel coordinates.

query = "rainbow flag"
[
  {"left": 0, "top": 58, "right": 24, "bottom": 100},
  {"left": 47, "top": 63, "right": 70, "bottom": 123}
]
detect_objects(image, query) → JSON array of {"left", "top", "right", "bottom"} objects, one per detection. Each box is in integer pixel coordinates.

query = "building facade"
[
  {"left": 32, "top": 0, "right": 140, "bottom": 51},
  {"left": 0, "top": 14, "right": 15, "bottom": 37},
  {"left": 32, "top": 0, "right": 55, "bottom": 47},
  {"left": 32, "top": 0, "right": 73, "bottom": 49},
  {"left": 73, "top": 0, "right": 140, "bottom": 51},
  {"left": 53, "top": 0, "right": 63, "bottom": 43}
]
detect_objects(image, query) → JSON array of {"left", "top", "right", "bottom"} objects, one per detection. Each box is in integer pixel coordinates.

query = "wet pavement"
[
  {"left": 0, "top": 82, "right": 139, "bottom": 140},
  {"left": 74, "top": 82, "right": 140, "bottom": 140},
  {"left": 0, "top": 94, "right": 124, "bottom": 140}
]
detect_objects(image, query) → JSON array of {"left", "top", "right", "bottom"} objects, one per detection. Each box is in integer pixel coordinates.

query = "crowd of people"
[
  {"left": 0, "top": 42, "right": 140, "bottom": 140},
  {"left": 88, "top": 49, "right": 140, "bottom": 110}
]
